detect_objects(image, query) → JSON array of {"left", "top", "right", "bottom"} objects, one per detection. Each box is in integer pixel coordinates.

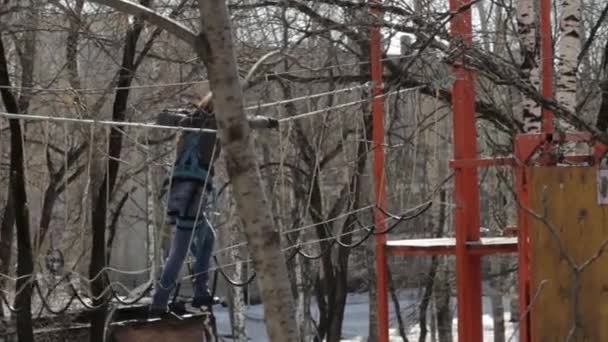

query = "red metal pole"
[
  {"left": 449, "top": 0, "right": 482, "bottom": 341},
  {"left": 540, "top": 0, "right": 554, "bottom": 133},
  {"left": 515, "top": 144, "right": 532, "bottom": 342},
  {"left": 369, "top": 1, "right": 389, "bottom": 341}
]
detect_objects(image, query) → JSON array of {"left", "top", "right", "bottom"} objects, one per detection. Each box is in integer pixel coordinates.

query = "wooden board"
[
  {"left": 530, "top": 166, "right": 608, "bottom": 342},
  {"left": 108, "top": 303, "right": 217, "bottom": 342},
  {"left": 385, "top": 237, "right": 517, "bottom": 256},
  {"left": 110, "top": 314, "right": 216, "bottom": 342}
]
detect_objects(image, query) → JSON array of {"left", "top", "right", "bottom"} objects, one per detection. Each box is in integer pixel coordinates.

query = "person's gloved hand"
[{"left": 268, "top": 118, "right": 279, "bottom": 129}]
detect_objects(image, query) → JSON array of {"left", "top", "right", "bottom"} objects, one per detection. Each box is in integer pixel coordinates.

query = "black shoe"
[
  {"left": 147, "top": 306, "right": 168, "bottom": 319},
  {"left": 168, "top": 301, "right": 189, "bottom": 315},
  {"left": 192, "top": 295, "right": 223, "bottom": 308}
]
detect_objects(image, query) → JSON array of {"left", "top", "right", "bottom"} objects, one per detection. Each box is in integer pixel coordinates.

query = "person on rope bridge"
[{"left": 149, "top": 92, "right": 278, "bottom": 317}]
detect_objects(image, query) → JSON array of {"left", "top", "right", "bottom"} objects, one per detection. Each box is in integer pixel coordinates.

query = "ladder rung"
[{"left": 385, "top": 237, "right": 518, "bottom": 256}]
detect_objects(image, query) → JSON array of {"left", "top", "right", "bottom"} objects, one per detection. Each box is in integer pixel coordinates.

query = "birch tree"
[
  {"left": 557, "top": 0, "right": 581, "bottom": 126},
  {"left": 518, "top": 0, "right": 542, "bottom": 132}
]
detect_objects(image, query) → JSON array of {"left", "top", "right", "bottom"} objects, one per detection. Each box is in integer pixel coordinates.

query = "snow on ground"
[{"left": 215, "top": 292, "right": 519, "bottom": 341}]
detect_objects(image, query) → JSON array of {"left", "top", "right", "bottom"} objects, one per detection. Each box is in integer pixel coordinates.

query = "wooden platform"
[
  {"left": 385, "top": 237, "right": 517, "bottom": 256},
  {"left": 108, "top": 302, "right": 217, "bottom": 342},
  {"left": 110, "top": 313, "right": 215, "bottom": 342},
  {"left": 0, "top": 301, "right": 218, "bottom": 341},
  {"left": 529, "top": 166, "right": 608, "bottom": 342}
]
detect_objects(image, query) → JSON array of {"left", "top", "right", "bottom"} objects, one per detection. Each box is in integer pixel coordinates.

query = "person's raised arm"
[
  {"left": 155, "top": 105, "right": 210, "bottom": 129},
  {"left": 155, "top": 109, "right": 188, "bottom": 127},
  {"left": 247, "top": 115, "right": 279, "bottom": 129},
  {"left": 156, "top": 106, "right": 277, "bottom": 130}
]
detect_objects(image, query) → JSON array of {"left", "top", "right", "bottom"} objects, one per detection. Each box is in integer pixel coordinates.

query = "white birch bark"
[
  {"left": 222, "top": 197, "right": 248, "bottom": 342},
  {"left": 477, "top": 1, "right": 491, "bottom": 52},
  {"left": 146, "top": 158, "right": 167, "bottom": 281},
  {"left": 556, "top": 3, "right": 588, "bottom": 151},
  {"left": 295, "top": 254, "right": 313, "bottom": 341},
  {"left": 517, "top": 0, "right": 542, "bottom": 133},
  {"left": 230, "top": 249, "right": 247, "bottom": 342},
  {"left": 557, "top": 0, "right": 581, "bottom": 129}
]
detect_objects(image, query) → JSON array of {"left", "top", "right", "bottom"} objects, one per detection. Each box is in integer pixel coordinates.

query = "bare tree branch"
[{"left": 86, "top": 0, "right": 198, "bottom": 46}]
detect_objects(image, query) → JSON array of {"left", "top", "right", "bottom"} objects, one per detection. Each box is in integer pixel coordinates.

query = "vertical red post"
[
  {"left": 540, "top": 0, "right": 554, "bottom": 133},
  {"left": 515, "top": 141, "right": 532, "bottom": 342},
  {"left": 449, "top": 0, "right": 482, "bottom": 341},
  {"left": 369, "top": 1, "right": 389, "bottom": 341}
]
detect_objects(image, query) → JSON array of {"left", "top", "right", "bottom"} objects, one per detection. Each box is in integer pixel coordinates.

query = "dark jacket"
[
  {"left": 156, "top": 104, "right": 278, "bottom": 178},
  {"left": 156, "top": 105, "right": 278, "bottom": 229},
  {"left": 156, "top": 105, "right": 220, "bottom": 178}
]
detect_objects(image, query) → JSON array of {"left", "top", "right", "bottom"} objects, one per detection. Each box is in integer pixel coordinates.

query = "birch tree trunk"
[
  {"left": 223, "top": 201, "right": 248, "bottom": 342},
  {"left": 195, "top": 1, "right": 300, "bottom": 340},
  {"left": 146, "top": 163, "right": 160, "bottom": 282},
  {"left": 368, "top": 238, "right": 378, "bottom": 342},
  {"left": 294, "top": 252, "right": 313, "bottom": 341},
  {"left": 511, "top": 0, "right": 542, "bottom": 320},
  {"left": 556, "top": 0, "right": 581, "bottom": 128},
  {"left": 229, "top": 252, "right": 248, "bottom": 342},
  {"left": 517, "top": 0, "right": 542, "bottom": 133},
  {"left": 489, "top": 261, "right": 506, "bottom": 342}
]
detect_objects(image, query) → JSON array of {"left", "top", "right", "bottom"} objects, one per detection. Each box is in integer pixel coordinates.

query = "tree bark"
[
  {"left": 489, "top": 267, "right": 506, "bottom": 342},
  {"left": 0, "top": 0, "right": 39, "bottom": 328},
  {"left": 556, "top": 0, "right": 581, "bottom": 123},
  {"left": 230, "top": 252, "right": 248, "bottom": 342},
  {"left": 195, "top": 1, "right": 300, "bottom": 340},
  {"left": 224, "top": 201, "right": 248, "bottom": 342},
  {"left": 301, "top": 89, "right": 371, "bottom": 342},
  {"left": 388, "top": 267, "right": 409, "bottom": 342},
  {"left": 595, "top": 40, "right": 608, "bottom": 131},
  {"left": 517, "top": 0, "right": 541, "bottom": 133},
  {"left": 88, "top": 0, "right": 197, "bottom": 45},
  {"left": 89, "top": 2, "right": 150, "bottom": 340},
  {"left": 434, "top": 265, "right": 453, "bottom": 342},
  {"left": 367, "top": 238, "right": 378, "bottom": 342},
  {"left": 0, "top": 196, "right": 14, "bottom": 318},
  {"left": 278, "top": 81, "right": 314, "bottom": 342},
  {"left": 294, "top": 253, "right": 313, "bottom": 341}
]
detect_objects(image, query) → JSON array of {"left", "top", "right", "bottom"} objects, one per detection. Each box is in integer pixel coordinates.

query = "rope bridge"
[{"left": 0, "top": 83, "right": 438, "bottom": 341}]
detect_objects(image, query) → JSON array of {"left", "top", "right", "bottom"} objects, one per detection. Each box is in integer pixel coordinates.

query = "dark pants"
[
  {"left": 151, "top": 180, "right": 215, "bottom": 309},
  {"left": 151, "top": 219, "right": 215, "bottom": 309}
]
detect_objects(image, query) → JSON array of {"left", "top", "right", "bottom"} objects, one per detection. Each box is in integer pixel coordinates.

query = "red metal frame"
[
  {"left": 540, "top": 0, "right": 554, "bottom": 134},
  {"left": 370, "top": 1, "right": 389, "bottom": 342},
  {"left": 371, "top": 0, "right": 608, "bottom": 340},
  {"left": 448, "top": 0, "right": 483, "bottom": 339},
  {"left": 515, "top": 137, "right": 533, "bottom": 342},
  {"left": 514, "top": 133, "right": 608, "bottom": 342}
]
